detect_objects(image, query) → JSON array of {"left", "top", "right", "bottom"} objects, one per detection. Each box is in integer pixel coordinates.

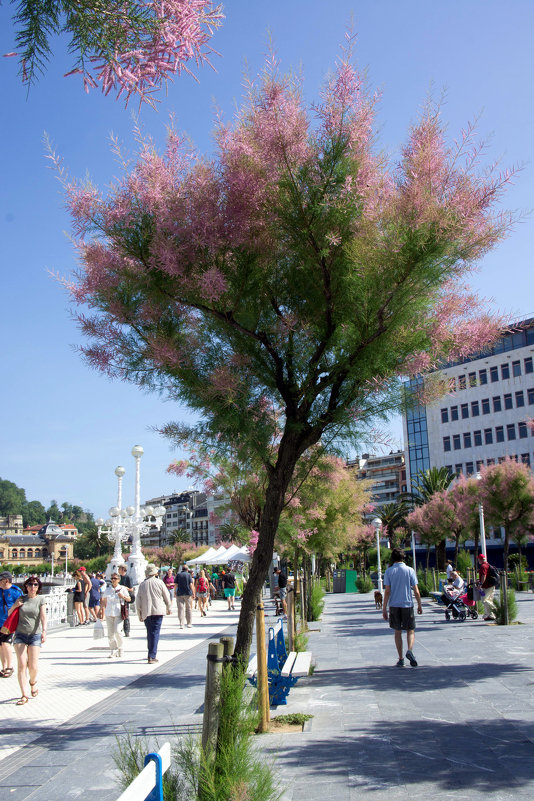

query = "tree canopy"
[{"left": 62, "top": 41, "right": 515, "bottom": 656}]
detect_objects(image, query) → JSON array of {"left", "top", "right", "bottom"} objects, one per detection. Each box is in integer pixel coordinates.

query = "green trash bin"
[{"left": 345, "top": 569, "right": 358, "bottom": 593}]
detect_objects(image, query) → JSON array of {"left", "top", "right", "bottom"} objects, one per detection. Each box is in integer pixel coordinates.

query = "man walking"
[
  {"left": 477, "top": 554, "right": 497, "bottom": 621},
  {"left": 382, "top": 548, "right": 422, "bottom": 667},
  {"left": 274, "top": 567, "right": 288, "bottom": 616},
  {"left": 175, "top": 565, "right": 195, "bottom": 628}
]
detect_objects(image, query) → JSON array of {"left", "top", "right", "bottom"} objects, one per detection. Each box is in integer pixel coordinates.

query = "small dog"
[{"left": 374, "top": 590, "right": 383, "bottom": 609}]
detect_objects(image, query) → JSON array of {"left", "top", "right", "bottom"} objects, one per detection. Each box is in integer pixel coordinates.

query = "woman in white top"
[{"left": 100, "top": 573, "right": 130, "bottom": 658}]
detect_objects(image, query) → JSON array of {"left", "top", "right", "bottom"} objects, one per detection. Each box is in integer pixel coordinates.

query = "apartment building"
[{"left": 347, "top": 451, "right": 407, "bottom": 518}]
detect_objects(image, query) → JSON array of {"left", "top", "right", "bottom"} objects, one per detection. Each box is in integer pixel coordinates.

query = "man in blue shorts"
[{"left": 382, "top": 548, "right": 422, "bottom": 667}]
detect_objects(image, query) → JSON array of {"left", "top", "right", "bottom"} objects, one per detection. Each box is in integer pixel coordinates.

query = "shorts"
[
  {"left": 278, "top": 587, "right": 287, "bottom": 600},
  {"left": 88, "top": 597, "right": 100, "bottom": 608},
  {"left": 197, "top": 592, "right": 207, "bottom": 598},
  {"left": 389, "top": 607, "right": 416, "bottom": 631},
  {"left": 73, "top": 592, "right": 84, "bottom": 603},
  {"left": 224, "top": 588, "right": 236, "bottom": 598},
  {"left": 14, "top": 632, "right": 42, "bottom": 647}
]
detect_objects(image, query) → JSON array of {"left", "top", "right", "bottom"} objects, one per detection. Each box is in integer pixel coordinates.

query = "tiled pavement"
[{"left": 2, "top": 591, "right": 534, "bottom": 800}]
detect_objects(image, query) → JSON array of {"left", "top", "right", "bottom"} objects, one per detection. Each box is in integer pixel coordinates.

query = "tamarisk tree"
[
  {"left": 5, "top": 0, "right": 222, "bottom": 103},
  {"left": 63, "top": 41, "right": 515, "bottom": 658}
]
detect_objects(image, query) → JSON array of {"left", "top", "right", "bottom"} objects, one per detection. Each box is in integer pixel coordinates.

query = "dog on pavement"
[{"left": 374, "top": 590, "right": 383, "bottom": 609}]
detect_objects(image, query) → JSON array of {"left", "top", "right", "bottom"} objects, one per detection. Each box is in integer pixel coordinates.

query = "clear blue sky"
[{"left": 1, "top": 1, "right": 533, "bottom": 518}]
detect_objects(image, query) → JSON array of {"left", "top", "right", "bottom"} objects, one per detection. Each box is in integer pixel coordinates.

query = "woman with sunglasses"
[{"left": 8, "top": 576, "right": 47, "bottom": 705}]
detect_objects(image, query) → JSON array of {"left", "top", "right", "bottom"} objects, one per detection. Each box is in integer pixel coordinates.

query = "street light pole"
[
  {"left": 476, "top": 471, "right": 487, "bottom": 559},
  {"left": 373, "top": 518, "right": 383, "bottom": 593}
]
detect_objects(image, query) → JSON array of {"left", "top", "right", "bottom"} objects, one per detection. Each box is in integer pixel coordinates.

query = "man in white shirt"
[{"left": 382, "top": 549, "right": 423, "bottom": 667}]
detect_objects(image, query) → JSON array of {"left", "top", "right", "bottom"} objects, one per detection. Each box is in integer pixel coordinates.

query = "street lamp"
[
  {"left": 475, "top": 471, "right": 487, "bottom": 560},
  {"left": 373, "top": 517, "right": 384, "bottom": 593}
]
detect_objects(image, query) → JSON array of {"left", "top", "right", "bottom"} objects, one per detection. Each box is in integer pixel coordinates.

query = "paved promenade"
[{"left": 1, "top": 591, "right": 534, "bottom": 800}]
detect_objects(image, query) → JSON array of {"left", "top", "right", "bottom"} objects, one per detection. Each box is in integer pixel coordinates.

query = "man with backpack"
[{"left": 478, "top": 554, "right": 498, "bottom": 621}]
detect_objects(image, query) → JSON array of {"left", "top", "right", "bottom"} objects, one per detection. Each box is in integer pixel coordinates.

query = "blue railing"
[{"left": 115, "top": 742, "right": 171, "bottom": 801}]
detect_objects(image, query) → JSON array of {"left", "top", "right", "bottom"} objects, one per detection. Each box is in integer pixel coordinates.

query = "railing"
[{"left": 115, "top": 742, "right": 171, "bottom": 801}]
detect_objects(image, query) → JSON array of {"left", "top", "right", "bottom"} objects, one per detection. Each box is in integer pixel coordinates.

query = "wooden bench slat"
[
  {"left": 280, "top": 651, "right": 298, "bottom": 677},
  {"left": 292, "top": 651, "right": 312, "bottom": 677}
]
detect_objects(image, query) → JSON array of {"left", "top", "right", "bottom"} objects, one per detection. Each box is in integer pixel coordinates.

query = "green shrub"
[
  {"left": 416, "top": 570, "right": 431, "bottom": 597},
  {"left": 84, "top": 555, "right": 110, "bottom": 573},
  {"left": 356, "top": 574, "right": 374, "bottom": 593},
  {"left": 508, "top": 554, "right": 528, "bottom": 570},
  {"left": 455, "top": 551, "right": 472, "bottom": 575},
  {"left": 494, "top": 588, "right": 518, "bottom": 625},
  {"left": 510, "top": 571, "right": 528, "bottom": 591},
  {"left": 308, "top": 582, "right": 325, "bottom": 621}
]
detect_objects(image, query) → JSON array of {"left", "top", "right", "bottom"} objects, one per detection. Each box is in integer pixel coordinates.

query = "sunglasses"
[{"left": 27, "top": 582, "right": 39, "bottom": 586}]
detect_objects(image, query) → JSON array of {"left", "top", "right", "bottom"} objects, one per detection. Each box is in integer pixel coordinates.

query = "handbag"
[
  {"left": 0, "top": 607, "right": 20, "bottom": 643},
  {"left": 93, "top": 619, "right": 105, "bottom": 639}
]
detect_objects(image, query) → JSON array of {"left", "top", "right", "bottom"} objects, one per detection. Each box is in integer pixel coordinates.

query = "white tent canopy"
[
  {"left": 207, "top": 544, "right": 243, "bottom": 565},
  {"left": 185, "top": 547, "right": 218, "bottom": 565}
]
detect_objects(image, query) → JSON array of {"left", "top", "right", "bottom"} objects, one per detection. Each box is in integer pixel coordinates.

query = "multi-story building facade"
[
  {"left": 0, "top": 520, "right": 76, "bottom": 568},
  {"left": 143, "top": 490, "right": 232, "bottom": 548},
  {"left": 402, "top": 317, "right": 534, "bottom": 556},
  {"left": 347, "top": 451, "right": 407, "bottom": 518},
  {"left": 403, "top": 317, "right": 534, "bottom": 488}
]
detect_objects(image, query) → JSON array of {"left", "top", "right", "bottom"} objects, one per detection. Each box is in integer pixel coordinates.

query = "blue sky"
[{"left": 1, "top": 1, "right": 533, "bottom": 518}]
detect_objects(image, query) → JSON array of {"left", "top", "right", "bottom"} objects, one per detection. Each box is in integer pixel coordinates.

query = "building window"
[
  {"left": 455, "top": 463, "right": 463, "bottom": 474},
  {"left": 498, "top": 456, "right": 506, "bottom": 464},
  {"left": 512, "top": 360, "right": 521, "bottom": 377},
  {"left": 496, "top": 426, "right": 504, "bottom": 443},
  {"left": 525, "top": 357, "right": 533, "bottom": 374},
  {"left": 482, "top": 398, "right": 490, "bottom": 414},
  {"left": 465, "top": 462, "right": 474, "bottom": 475},
  {"left": 461, "top": 403, "right": 469, "bottom": 419},
  {"left": 507, "top": 424, "right": 516, "bottom": 441},
  {"left": 519, "top": 422, "right": 528, "bottom": 439},
  {"left": 11, "top": 550, "right": 17, "bottom": 558},
  {"left": 27, "top": 549, "right": 33, "bottom": 558},
  {"left": 479, "top": 369, "right": 488, "bottom": 385},
  {"left": 443, "top": 436, "right": 451, "bottom": 452},
  {"left": 474, "top": 430, "right": 482, "bottom": 446},
  {"left": 471, "top": 401, "right": 480, "bottom": 416},
  {"left": 453, "top": 434, "right": 461, "bottom": 450},
  {"left": 476, "top": 460, "right": 484, "bottom": 471},
  {"left": 468, "top": 372, "right": 477, "bottom": 387},
  {"left": 441, "top": 408, "right": 449, "bottom": 424},
  {"left": 19, "top": 549, "right": 25, "bottom": 558},
  {"left": 450, "top": 406, "right": 459, "bottom": 421},
  {"left": 501, "top": 363, "right": 510, "bottom": 380},
  {"left": 487, "top": 458, "right": 495, "bottom": 466},
  {"left": 504, "top": 393, "right": 513, "bottom": 410},
  {"left": 529, "top": 388, "right": 534, "bottom": 405},
  {"left": 484, "top": 428, "right": 493, "bottom": 444},
  {"left": 34, "top": 548, "right": 41, "bottom": 557},
  {"left": 516, "top": 390, "right": 525, "bottom": 407},
  {"left": 490, "top": 366, "right": 499, "bottom": 382},
  {"left": 458, "top": 375, "right": 466, "bottom": 390},
  {"left": 463, "top": 432, "right": 471, "bottom": 448},
  {"left": 493, "top": 396, "right": 502, "bottom": 412},
  {"left": 445, "top": 465, "right": 453, "bottom": 477},
  {"left": 521, "top": 454, "right": 531, "bottom": 466}
]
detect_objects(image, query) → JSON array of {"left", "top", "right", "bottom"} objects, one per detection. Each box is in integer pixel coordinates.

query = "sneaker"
[
  {"left": 117, "top": 649, "right": 123, "bottom": 657},
  {"left": 396, "top": 658, "right": 405, "bottom": 667},
  {"left": 405, "top": 650, "right": 418, "bottom": 667},
  {"left": 186, "top": 624, "right": 192, "bottom": 628},
  {"left": 179, "top": 625, "right": 184, "bottom": 629},
  {"left": 483, "top": 616, "right": 496, "bottom": 621},
  {"left": 108, "top": 651, "right": 116, "bottom": 658}
]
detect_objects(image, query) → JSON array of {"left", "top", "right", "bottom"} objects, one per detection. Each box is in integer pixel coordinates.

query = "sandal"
[
  {"left": 16, "top": 696, "right": 29, "bottom": 705},
  {"left": 30, "top": 682, "right": 39, "bottom": 697},
  {"left": 0, "top": 667, "right": 14, "bottom": 678}
]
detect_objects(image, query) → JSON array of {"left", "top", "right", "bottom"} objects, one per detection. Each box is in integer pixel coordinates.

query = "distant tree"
[
  {"left": 22, "top": 500, "right": 47, "bottom": 527},
  {"left": 6, "top": 0, "right": 223, "bottom": 104},
  {"left": 65, "top": 43, "right": 515, "bottom": 659},
  {"left": 74, "top": 525, "right": 112, "bottom": 559},
  {"left": 167, "top": 528, "right": 193, "bottom": 545},
  {"left": 46, "top": 500, "right": 63, "bottom": 522},
  {"left": 403, "top": 467, "right": 458, "bottom": 569},
  {"left": 479, "top": 459, "right": 534, "bottom": 573},
  {"left": 0, "top": 478, "right": 26, "bottom": 516},
  {"left": 376, "top": 501, "right": 411, "bottom": 544}
]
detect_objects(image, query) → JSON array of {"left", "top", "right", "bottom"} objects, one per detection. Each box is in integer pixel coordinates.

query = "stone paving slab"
[{"left": 2, "top": 590, "right": 534, "bottom": 800}]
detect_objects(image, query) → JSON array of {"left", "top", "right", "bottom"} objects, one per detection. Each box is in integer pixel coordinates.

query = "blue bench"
[{"left": 247, "top": 619, "right": 312, "bottom": 706}]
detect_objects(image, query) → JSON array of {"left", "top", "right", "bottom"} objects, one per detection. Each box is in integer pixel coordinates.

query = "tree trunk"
[
  {"left": 234, "top": 430, "right": 315, "bottom": 661},
  {"left": 454, "top": 537, "right": 459, "bottom": 566},
  {"left": 503, "top": 527, "right": 510, "bottom": 574},
  {"left": 436, "top": 538, "right": 446, "bottom": 571}
]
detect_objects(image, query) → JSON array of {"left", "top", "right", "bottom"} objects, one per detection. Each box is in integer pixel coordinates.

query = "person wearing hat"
[
  {"left": 0, "top": 571, "right": 23, "bottom": 678},
  {"left": 477, "top": 554, "right": 497, "bottom": 621},
  {"left": 135, "top": 564, "right": 172, "bottom": 663}
]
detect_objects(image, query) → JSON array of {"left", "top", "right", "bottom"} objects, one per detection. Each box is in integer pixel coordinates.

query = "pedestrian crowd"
[{"left": 0, "top": 562, "right": 241, "bottom": 705}]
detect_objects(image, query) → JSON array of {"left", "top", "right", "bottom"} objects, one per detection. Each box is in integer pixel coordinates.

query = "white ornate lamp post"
[
  {"left": 97, "top": 446, "right": 166, "bottom": 585},
  {"left": 373, "top": 517, "right": 384, "bottom": 593},
  {"left": 475, "top": 471, "right": 487, "bottom": 561}
]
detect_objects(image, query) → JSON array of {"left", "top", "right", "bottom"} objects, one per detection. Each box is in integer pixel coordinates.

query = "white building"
[
  {"left": 347, "top": 451, "right": 407, "bottom": 518},
  {"left": 143, "top": 490, "right": 232, "bottom": 547}
]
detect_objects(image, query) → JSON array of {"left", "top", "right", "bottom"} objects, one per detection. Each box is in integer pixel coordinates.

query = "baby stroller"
[{"left": 441, "top": 582, "right": 478, "bottom": 621}]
